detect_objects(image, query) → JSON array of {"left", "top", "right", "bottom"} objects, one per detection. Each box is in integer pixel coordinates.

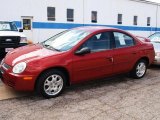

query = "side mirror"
[
  {"left": 75, "top": 47, "right": 91, "bottom": 55},
  {"left": 19, "top": 29, "right": 23, "bottom": 32}
]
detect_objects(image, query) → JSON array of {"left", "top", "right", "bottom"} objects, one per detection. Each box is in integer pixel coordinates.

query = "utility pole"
[
  {"left": 156, "top": 3, "right": 158, "bottom": 32},
  {"left": 83, "top": 0, "right": 85, "bottom": 26}
]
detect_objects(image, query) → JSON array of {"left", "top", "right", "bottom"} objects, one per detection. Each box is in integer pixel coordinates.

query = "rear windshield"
[
  {"left": 0, "top": 22, "right": 18, "bottom": 31},
  {"left": 149, "top": 33, "right": 160, "bottom": 42}
]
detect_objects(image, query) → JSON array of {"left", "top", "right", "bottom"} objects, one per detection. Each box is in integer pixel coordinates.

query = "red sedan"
[{"left": 0, "top": 26, "right": 155, "bottom": 98}]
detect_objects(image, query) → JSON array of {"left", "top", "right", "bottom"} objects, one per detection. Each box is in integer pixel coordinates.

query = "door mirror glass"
[{"left": 75, "top": 47, "right": 91, "bottom": 55}]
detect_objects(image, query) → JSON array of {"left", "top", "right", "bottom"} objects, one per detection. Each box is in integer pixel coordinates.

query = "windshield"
[
  {"left": 149, "top": 33, "right": 160, "bottom": 42},
  {"left": 0, "top": 22, "right": 18, "bottom": 31},
  {"left": 42, "top": 29, "right": 90, "bottom": 51}
]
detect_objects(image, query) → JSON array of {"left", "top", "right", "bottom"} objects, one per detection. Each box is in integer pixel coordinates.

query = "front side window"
[
  {"left": 47, "top": 7, "right": 55, "bottom": 21},
  {"left": 91, "top": 11, "right": 97, "bottom": 23},
  {"left": 42, "top": 30, "right": 90, "bottom": 51},
  {"left": 67, "top": 9, "right": 74, "bottom": 22},
  {"left": 113, "top": 32, "right": 135, "bottom": 48},
  {"left": 80, "top": 32, "right": 112, "bottom": 52}
]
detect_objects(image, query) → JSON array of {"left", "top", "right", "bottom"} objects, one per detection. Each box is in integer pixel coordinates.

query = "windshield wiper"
[{"left": 42, "top": 43, "right": 61, "bottom": 51}]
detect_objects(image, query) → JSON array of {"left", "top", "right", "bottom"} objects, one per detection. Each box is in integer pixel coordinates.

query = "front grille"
[
  {"left": 2, "top": 63, "right": 11, "bottom": 70},
  {"left": 6, "top": 79, "right": 15, "bottom": 88},
  {"left": 0, "top": 36, "right": 20, "bottom": 46}
]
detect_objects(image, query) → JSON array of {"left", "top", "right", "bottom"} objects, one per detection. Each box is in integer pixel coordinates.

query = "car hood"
[
  {"left": 4, "top": 44, "right": 62, "bottom": 66},
  {"left": 0, "top": 31, "right": 26, "bottom": 37},
  {"left": 152, "top": 42, "right": 160, "bottom": 53}
]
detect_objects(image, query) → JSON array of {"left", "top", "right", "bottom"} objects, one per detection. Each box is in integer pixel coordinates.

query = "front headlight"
[
  {"left": 20, "top": 37, "right": 27, "bottom": 43},
  {"left": 12, "top": 62, "right": 27, "bottom": 74}
]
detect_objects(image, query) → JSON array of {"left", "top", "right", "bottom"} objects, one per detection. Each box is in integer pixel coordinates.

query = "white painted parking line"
[{"left": 0, "top": 84, "right": 30, "bottom": 100}]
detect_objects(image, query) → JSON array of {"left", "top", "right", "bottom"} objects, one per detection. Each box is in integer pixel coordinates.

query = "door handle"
[{"left": 106, "top": 57, "right": 113, "bottom": 62}]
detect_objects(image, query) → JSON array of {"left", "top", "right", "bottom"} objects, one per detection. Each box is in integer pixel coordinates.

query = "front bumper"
[
  {"left": 153, "top": 56, "right": 160, "bottom": 65},
  {"left": 0, "top": 66, "right": 36, "bottom": 91}
]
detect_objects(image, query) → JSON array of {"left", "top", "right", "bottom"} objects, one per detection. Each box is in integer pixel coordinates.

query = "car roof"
[{"left": 72, "top": 26, "right": 122, "bottom": 33}]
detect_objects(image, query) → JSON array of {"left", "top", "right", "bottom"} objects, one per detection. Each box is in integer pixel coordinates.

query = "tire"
[
  {"left": 36, "top": 69, "right": 66, "bottom": 98},
  {"left": 130, "top": 59, "right": 147, "bottom": 79}
]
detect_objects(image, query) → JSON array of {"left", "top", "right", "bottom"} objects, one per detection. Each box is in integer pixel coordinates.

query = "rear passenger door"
[{"left": 112, "top": 32, "right": 139, "bottom": 74}]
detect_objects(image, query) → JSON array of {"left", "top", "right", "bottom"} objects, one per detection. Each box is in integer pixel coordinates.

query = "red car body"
[{"left": 0, "top": 27, "right": 155, "bottom": 92}]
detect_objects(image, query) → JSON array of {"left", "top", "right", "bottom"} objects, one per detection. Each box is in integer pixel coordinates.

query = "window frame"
[
  {"left": 47, "top": 7, "right": 56, "bottom": 21},
  {"left": 67, "top": 8, "right": 74, "bottom": 22}
]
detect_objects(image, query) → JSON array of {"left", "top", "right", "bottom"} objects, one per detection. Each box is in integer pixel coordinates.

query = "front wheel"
[
  {"left": 36, "top": 70, "right": 66, "bottom": 98},
  {"left": 130, "top": 60, "right": 147, "bottom": 79}
]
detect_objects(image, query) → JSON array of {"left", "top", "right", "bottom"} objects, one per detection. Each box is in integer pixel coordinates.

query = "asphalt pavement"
[{"left": 0, "top": 64, "right": 160, "bottom": 120}]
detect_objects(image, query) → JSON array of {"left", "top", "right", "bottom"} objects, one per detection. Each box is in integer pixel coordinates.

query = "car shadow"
[{"left": 149, "top": 64, "right": 160, "bottom": 70}]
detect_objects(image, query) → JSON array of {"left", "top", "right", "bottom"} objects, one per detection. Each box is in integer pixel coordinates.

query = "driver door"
[{"left": 72, "top": 32, "right": 114, "bottom": 83}]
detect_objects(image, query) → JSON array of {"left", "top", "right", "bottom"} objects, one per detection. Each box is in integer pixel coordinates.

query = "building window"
[
  {"left": 23, "top": 19, "right": 31, "bottom": 30},
  {"left": 67, "top": 9, "right": 74, "bottom": 22},
  {"left": 133, "top": 16, "right": 138, "bottom": 25},
  {"left": 47, "top": 7, "right": 55, "bottom": 21},
  {"left": 117, "top": 14, "right": 122, "bottom": 24},
  {"left": 147, "top": 17, "right": 151, "bottom": 26},
  {"left": 91, "top": 11, "right": 97, "bottom": 23}
]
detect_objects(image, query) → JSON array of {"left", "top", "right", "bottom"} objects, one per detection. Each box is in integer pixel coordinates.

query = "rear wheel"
[
  {"left": 36, "top": 69, "right": 66, "bottom": 98},
  {"left": 130, "top": 59, "right": 147, "bottom": 79}
]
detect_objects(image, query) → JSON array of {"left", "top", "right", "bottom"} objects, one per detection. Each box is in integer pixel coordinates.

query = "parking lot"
[{"left": 0, "top": 62, "right": 159, "bottom": 120}]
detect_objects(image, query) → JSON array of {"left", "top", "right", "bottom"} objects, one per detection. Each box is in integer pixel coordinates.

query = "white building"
[{"left": 1, "top": 0, "right": 160, "bottom": 43}]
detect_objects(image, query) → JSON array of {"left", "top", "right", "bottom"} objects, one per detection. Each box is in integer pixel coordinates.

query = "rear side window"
[
  {"left": 80, "top": 32, "right": 112, "bottom": 52},
  {"left": 113, "top": 32, "right": 135, "bottom": 48}
]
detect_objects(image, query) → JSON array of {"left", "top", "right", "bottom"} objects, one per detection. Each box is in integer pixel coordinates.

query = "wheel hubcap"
[
  {"left": 44, "top": 74, "right": 63, "bottom": 96},
  {"left": 136, "top": 62, "right": 146, "bottom": 77}
]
